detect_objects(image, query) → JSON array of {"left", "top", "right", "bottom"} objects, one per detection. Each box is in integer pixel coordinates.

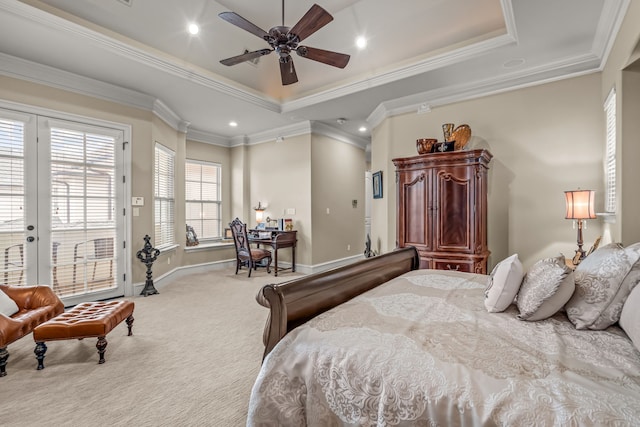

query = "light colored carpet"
[{"left": 0, "top": 267, "right": 299, "bottom": 427}]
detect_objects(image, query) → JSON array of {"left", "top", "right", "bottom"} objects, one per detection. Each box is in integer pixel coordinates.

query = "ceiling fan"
[{"left": 218, "top": 1, "right": 350, "bottom": 85}]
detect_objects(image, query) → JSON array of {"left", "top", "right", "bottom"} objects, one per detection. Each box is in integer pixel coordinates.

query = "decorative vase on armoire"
[{"left": 392, "top": 149, "right": 492, "bottom": 274}]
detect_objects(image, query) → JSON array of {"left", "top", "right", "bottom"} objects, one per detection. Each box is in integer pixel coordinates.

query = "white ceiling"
[{"left": 0, "top": 0, "right": 630, "bottom": 146}]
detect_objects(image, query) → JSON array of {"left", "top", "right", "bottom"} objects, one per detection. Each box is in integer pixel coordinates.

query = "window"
[
  {"left": 154, "top": 143, "right": 175, "bottom": 248},
  {"left": 185, "top": 160, "right": 222, "bottom": 240},
  {"left": 604, "top": 88, "right": 616, "bottom": 213}
]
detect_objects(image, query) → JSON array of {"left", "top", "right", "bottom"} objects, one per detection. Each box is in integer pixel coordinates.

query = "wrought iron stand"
[{"left": 137, "top": 234, "right": 160, "bottom": 297}]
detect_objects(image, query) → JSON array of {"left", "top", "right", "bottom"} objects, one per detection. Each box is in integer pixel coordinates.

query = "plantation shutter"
[
  {"left": 0, "top": 117, "right": 26, "bottom": 286},
  {"left": 603, "top": 88, "right": 616, "bottom": 213}
]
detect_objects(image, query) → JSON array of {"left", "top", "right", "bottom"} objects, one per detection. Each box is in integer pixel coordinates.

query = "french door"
[{"left": 0, "top": 107, "right": 126, "bottom": 304}]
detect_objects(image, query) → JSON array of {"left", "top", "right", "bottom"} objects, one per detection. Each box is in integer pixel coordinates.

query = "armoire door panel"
[
  {"left": 434, "top": 167, "right": 473, "bottom": 252},
  {"left": 402, "top": 173, "right": 430, "bottom": 247}
]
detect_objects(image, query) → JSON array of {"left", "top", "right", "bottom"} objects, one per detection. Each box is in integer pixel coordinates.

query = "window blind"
[
  {"left": 154, "top": 143, "right": 175, "bottom": 247},
  {"left": 0, "top": 118, "right": 26, "bottom": 286},
  {"left": 604, "top": 88, "right": 616, "bottom": 213},
  {"left": 185, "top": 160, "right": 221, "bottom": 240}
]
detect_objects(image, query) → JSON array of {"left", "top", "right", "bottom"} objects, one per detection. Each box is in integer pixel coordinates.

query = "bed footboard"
[{"left": 257, "top": 246, "right": 419, "bottom": 359}]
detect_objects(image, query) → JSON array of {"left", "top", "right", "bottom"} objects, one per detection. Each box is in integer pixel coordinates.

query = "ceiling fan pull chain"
[{"left": 282, "top": 0, "right": 285, "bottom": 26}]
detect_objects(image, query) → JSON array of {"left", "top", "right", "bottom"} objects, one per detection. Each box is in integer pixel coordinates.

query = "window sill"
[{"left": 184, "top": 240, "right": 234, "bottom": 252}]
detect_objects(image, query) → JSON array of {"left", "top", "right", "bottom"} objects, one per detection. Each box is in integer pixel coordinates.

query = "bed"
[{"left": 248, "top": 246, "right": 640, "bottom": 426}]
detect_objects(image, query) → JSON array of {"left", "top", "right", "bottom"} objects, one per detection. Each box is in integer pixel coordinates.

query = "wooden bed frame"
[{"left": 256, "top": 246, "right": 420, "bottom": 359}]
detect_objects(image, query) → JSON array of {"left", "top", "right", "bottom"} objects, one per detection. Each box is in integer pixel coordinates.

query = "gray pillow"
[
  {"left": 566, "top": 243, "right": 640, "bottom": 330},
  {"left": 590, "top": 242, "right": 640, "bottom": 329},
  {"left": 517, "top": 255, "right": 573, "bottom": 321},
  {"left": 0, "top": 288, "right": 19, "bottom": 317}
]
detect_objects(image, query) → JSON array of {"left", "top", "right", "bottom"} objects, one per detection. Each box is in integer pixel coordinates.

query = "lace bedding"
[{"left": 247, "top": 269, "right": 640, "bottom": 426}]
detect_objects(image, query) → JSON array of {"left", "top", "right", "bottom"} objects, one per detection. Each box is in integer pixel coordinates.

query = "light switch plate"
[
  {"left": 132, "top": 196, "right": 144, "bottom": 206},
  {"left": 286, "top": 208, "right": 296, "bottom": 215}
]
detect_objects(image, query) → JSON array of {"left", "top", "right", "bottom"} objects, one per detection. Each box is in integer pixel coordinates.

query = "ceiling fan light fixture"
[
  {"left": 218, "top": 2, "right": 350, "bottom": 85},
  {"left": 356, "top": 36, "right": 367, "bottom": 49}
]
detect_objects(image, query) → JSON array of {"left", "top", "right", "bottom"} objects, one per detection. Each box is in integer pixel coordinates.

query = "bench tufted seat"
[
  {"left": 0, "top": 284, "right": 64, "bottom": 377},
  {"left": 33, "top": 300, "right": 134, "bottom": 369}
]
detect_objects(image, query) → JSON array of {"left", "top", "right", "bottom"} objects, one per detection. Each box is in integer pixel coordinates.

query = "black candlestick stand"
[{"left": 137, "top": 234, "right": 160, "bottom": 296}]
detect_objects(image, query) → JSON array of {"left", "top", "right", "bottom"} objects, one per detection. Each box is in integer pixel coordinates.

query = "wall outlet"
[
  {"left": 167, "top": 257, "right": 170, "bottom": 265},
  {"left": 347, "top": 244, "right": 351, "bottom": 251},
  {"left": 326, "top": 208, "right": 330, "bottom": 214}
]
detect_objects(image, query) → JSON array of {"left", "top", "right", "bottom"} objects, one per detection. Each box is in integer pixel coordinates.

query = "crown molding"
[
  {"left": 186, "top": 128, "right": 231, "bottom": 147},
  {"left": 592, "top": 0, "right": 630, "bottom": 70},
  {"left": 281, "top": 32, "right": 517, "bottom": 114},
  {"left": 367, "top": 52, "right": 602, "bottom": 129},
  {"left": 310, "top": 121, "right": 369, "bottom": 150},
  {"left": 0, "top": 52, "right": 156, "bottom": 111},
  {"left": 0, "top": 0, "right": 281, "bottom": 113},
  {"left": 153, "top": 99, "right": 189, "bottom": 133}
]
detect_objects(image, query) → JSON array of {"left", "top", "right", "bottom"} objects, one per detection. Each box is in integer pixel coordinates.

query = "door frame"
[{"left": 0, "top": 99, "right": 132, "bottom": 301}]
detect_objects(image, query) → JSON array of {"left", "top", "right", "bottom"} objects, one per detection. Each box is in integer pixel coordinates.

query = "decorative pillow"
[
  {"left": 484, "top": 254, "right": 524, "bottom": 313},
  {"left": 566, "top": 243, "right": 640, "bottom": 330},
  {"left": 620, "top": 279, "right": 640, "bottom": 352},
  {"left": 517, "top": 255, "right": 573, "bottom": 321},
  {"left": 590, "top": 242, "right": 640, "bottom": 329},
  {"left": 0, "top": 288, "right": 19, "bottom": 317}
]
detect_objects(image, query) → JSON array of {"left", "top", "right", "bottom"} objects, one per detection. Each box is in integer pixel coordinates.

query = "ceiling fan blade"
[
  {"left": 296, "top": 46, "right": 350, "bottom": 68},
  {"left": 288, "top": 4, "right": 333, "bottom": 42},
  {"left": 220, "top": 49, "right": 272, "bottom": 66},
  {"left": 279, "top": 57, "right": 298, "bottom": 85},
  {"left": 219, "top": 11, "right": 270, "bottom": 40}
]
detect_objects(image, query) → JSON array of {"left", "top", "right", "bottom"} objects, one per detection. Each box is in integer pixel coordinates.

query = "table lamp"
[
  {"left": 254, "top": 202, "right": 265, "bottom": 225},
  {"left": 565, "top": 189, "right": 596, "bottom": 263}
]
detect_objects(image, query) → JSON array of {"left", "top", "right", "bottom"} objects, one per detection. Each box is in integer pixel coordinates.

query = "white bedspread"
[{"left": 247, "top": 270, "right": 640, "bottom": 426}]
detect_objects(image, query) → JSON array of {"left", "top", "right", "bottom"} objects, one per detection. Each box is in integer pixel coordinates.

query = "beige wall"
[
  {"left": 601, "top": 0, "right": 640, "bottom": 245},
  {"left": 246, "top": 134, "right": 313, "bottom": 266},
  {"left": 372, "top": 73, "right": 605, "bottom": 269},
  {"left": 311, "top": 134, "right": 366, "bottom": 264}
]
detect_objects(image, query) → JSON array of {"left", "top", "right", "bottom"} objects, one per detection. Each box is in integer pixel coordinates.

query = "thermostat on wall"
[{"left": 132, "top": 197, "right": 144, "bottom": 206}]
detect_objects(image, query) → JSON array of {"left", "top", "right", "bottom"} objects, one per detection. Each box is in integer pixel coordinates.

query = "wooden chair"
[{"left": 229, "top": 218, "right": 272, "bottom": 277}]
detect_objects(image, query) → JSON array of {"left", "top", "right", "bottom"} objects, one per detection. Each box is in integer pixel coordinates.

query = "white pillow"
[
  {"left": 620, "top": 281, "right": 640, "bottom": 352},
  {"left": 484, "top": 254, "right": 524, "bottom": 313},
  {"left": 0, "top": 288, "right": 19, "bottom": 317}
]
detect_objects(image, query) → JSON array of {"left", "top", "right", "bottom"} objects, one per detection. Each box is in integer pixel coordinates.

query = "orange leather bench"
[{"left": 32, "top": 300, "right": 134, "bottom": 370}]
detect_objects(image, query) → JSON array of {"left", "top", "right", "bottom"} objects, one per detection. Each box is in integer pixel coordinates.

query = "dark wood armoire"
[{"left": 393, "top": 149, "right": 492, "bottom": 274}]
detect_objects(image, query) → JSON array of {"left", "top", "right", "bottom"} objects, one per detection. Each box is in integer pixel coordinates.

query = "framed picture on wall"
[{"left": 373, "top": 171, "right": 383, "bottom": 199}]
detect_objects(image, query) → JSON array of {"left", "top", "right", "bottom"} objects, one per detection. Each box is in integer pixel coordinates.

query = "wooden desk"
[{"left": 249, "top": 230, "right": 297, "bottom": 277}]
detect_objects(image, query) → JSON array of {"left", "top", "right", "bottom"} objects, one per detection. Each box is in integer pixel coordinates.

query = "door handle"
[{"left": 26, "top": 236, "right": 35, "bottom": 242}]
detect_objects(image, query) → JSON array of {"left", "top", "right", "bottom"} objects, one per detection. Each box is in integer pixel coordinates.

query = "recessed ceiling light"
[
  {"left": 356, "top": 36, "right": 367, "bottom": 49},
  {"left": 188, "top": 23, "right": 200, "bottom": 35},
  {"left": 359, "top": 126, "right": 367, "bottom": 132},
  {"left": 229, "top": 121, "right": 238, "bottom": 127}
]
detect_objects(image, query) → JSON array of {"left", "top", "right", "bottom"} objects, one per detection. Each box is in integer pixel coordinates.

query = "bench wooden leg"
[
  {"left": 96, "top": 336, "right": 107, "bottom": 364},
  {"left": 126, "top": 314, "right": 134, "bottom": 336},
  {"left": 34, "top": 342, "right": 47, "bottom": 370},
  {"left": 0, "top": 346, "right": 8, "bottom": 377}
]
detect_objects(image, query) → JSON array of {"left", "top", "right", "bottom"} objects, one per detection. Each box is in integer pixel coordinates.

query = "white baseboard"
[{"left": 131, "top": 254, "right": 365, "bottom": 294}]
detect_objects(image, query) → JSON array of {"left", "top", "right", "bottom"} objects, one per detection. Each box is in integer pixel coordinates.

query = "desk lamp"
[
  {"left": 254, "top": 202, "right": 265, "bottom": 225},
  {"left": 565, "top": 189, "right": 596, "bottom": 263}
]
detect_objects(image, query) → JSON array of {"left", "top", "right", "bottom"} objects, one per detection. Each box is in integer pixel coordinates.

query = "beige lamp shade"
[
  {"left": 254, "top": 202, "right": 265, "bottom": 223},
  {"left": 565, "top": 190, "right": 596, "bottom": 220}
]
